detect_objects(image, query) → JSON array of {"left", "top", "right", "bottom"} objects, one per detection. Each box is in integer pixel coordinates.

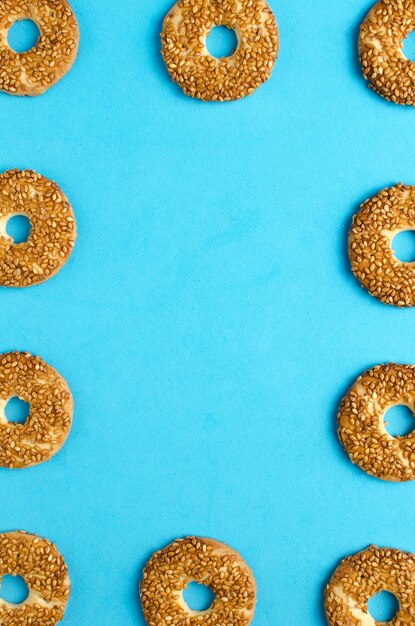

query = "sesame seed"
[
  {"left": 338, "top": 363, "right": 415, "bottom": 481},
  {"left": 349, "top": 184, "right": 415, "bottom": 307},
  {"left": 325, "top": 546, "right": 415, "bottom": 625},
  {"left": 0, "top": 169, "right": 77, "bottom": 288},
  {"left": 0, "top": 351, "right": 73, "bottom": 469},
  {"left": 0, "top": 531, "right": 70, "bottom": 625},
  {"left": 140, "top": 537, "right": 256, "bottom": 626},
  {"left": 161, "top": 0, "right": 279, "bottom": 102},
  {"left": 0, "top": 0, "right": 79, "bottom": 96},
  {"left": 359, "top": 0, "right": 415, "bottom": 105}
]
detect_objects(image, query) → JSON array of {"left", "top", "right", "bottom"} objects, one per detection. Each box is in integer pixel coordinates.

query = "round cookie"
[
  {"left": 325, "top": 546, "right": 415, "bottom": 626},
  {"left": 0, "top": 0, "right": 79, "bottom": 96},
  {"left": 0, "top": 351, "right": 73, "bottom": 468},
  {"left": 349, "top": 183, "right": 415, "bottom": 307},
  {"left": 0, "top": 531, "right": 70, "bottom": 625},
  {"left": 161, "top": 0, "right": 279, "bottom": 101},
  {"left": 140, "top": 536, "right": 256, "bottom": 626},
  {"left": 359, "top": 0, "right": 415, "bottom": 105},
  {"left": 338, "top": 363, "right": 415, "bottom": 481},
  {"left": 0, "top": 169, "right": 77, "bottom": 287}
]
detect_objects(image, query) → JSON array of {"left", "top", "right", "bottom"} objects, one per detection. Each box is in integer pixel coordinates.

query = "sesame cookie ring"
[
  {"left": 349, "top": 184, "right": 415, "bottom": 307},
  {"left": 0, "top": 0, "right": 79, "bottom": 96},
  {"left": 0, "top": 531, "right": 70, "bottom": 624},
  {"left": 161, "top": 0, "right": 279, "bottom": 101},
  {"left": 0, "top": 352, "right": 73, "bottom": 468},
  {"left": 338, "top": 363, "right": 415, "bottom": 482},
  {"left": 359, "top": 0, "right": 415, "bottom": 105},
  {"left": 325, "top": 546, "right": 415, "bottom": 626},
  {"left": 140, "top": 536, "right": 256, "bottom": 626},
  {"left": 0, "top": 169, "right": 76, "bottom": 287}
]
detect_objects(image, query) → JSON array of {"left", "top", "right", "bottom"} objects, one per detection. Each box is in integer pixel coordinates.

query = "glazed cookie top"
[
  {"left": 0, "top": 531, "right": 70, "bottom": 625},
  {"left": 141, "top": 536, "right": 256, "bottom": 626},
  {"left": 0, "top": 0, "right": 79, "bottom": 96},
  {"left": 325, "top": 546, "right": 415, "bottom": 626},
  {"left": 0, "top": 169, "right": 77, "bottom": 287},
  {"left": 161, "top": 0, "right": 279, "bottom": 101}
]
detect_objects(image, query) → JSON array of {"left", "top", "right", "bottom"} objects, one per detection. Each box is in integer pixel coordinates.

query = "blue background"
[{"left": 2, "top": 0, "right": 415, "bottom": 623}]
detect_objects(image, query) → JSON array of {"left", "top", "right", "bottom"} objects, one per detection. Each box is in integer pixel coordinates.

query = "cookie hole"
[
  {"left": 5, "top": 397, "right": 30, "bottom": 425},
  {"left": 206, "top": 26, "right": 238, "bottom": 58},
  {"left": 368, "top": 591, "right": 399, "bottom": 623},
  {"left": 392, "top": 230, "right": 415, "bottom": 263},
  {"left": 403, "top": 31, "right": 415, "bottom": 61},
  {"left": 183, "top": 582, "right": 215, "bottom": 612},
  {"left": 6, "top": 215, "right": 31, "bottom": 244},
  {"left": 8, "top": 19, "right": 40, "bottom": 54},
  {"left": 385, "top": 405, "right": 415, "bottom": 438},
  {"left": 0, "top": 575, "right": 29, "bottom": 605}
]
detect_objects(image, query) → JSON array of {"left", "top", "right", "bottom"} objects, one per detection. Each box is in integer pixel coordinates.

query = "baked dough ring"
[
  {"left": 0, "top": 531, "right": 70, "bottom": 625},
  {"left": 161, "top": 0, "right": 279, "bottom": 101},
  {"left": 359, "top": 0, "right": 415, "bottom": 105},
  {"left": 325, "top": 546, "right": 415, "bottom": 626},
  {"left": 0, "top": 169, "right": 77, "bottom": 287},
  {"left": 0, "top": 352, "right": 73, "bottom": 468},
  {"left": 140, "top": 536, "right": 256, "bottom": 626},
  {"left": 0, "top": 0, "right": 79, "bottom": 96},
  {"left": 338, "top": 363, "right": 415, "bottom": 481},
  {"left": 349, "top": 184, "right": 415, "bottom": 307}
]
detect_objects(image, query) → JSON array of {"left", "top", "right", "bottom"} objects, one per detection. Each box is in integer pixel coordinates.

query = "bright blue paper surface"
[{"left": 1, "top": 0, "right": 415, "bottom": 623}]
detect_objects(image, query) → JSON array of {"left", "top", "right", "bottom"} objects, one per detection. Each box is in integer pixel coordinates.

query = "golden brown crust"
[
  {"left": 0, "top": 352, "right": 73, "bottom": 468},
  {"left": 0, "top": 169, "right": 77, "bottom": 287},
  {"left": 349, "top": 184, "right": 415, "bottom": 307},
  {"left": 359, "top": 0, "right": 415, "bottom": 105},
  {"left": 140, "top": 536, "right": 256, "bottom": 626},
  {"left": 0, "top": 0, "right": 79, "bottom": 96},
  {"left": 161, "top": 0, "right": 279, "bottom": 101},
  {"left": 338, "top": 363, "right": 415, "bottom": 481},
  {"left": 0, "top": 531, "right": 70, "bottom": 625},
  {"left": 325, "top": 546, "right": 415, "bottom": 626}
]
